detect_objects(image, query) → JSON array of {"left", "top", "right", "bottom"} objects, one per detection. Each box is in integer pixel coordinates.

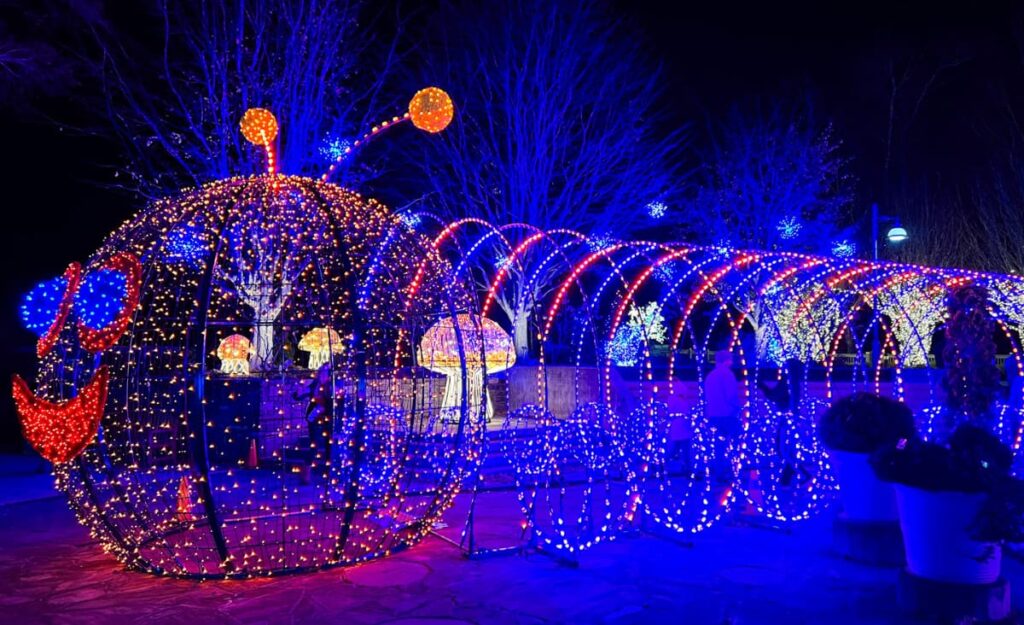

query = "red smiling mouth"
[{"left": 11, "top": 366, "right": 109, "bottom": 464}]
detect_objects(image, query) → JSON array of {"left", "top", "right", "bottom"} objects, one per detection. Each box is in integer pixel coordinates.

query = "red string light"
[{"left": 11, "top": 366, "right": 109, "bottom": 464}]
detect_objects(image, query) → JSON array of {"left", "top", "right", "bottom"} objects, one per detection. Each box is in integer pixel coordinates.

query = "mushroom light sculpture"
[
  {"left": 217, "top": 334, "right": 252, "bottom": 375},
  {"left": 298, "top": 327, "right": 344, "bottom": 370},
  {"left": 418, "top": 314, "right": 515, "bottom": 420}
]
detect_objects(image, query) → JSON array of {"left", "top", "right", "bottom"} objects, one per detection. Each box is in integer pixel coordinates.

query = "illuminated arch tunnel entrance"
[{"left": 407, "top": 214, "right": 1024, "bottom": 556}]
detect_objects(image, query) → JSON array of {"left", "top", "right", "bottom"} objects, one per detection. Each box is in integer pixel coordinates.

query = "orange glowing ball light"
[
  {"left": 239, "top": 107, "right": 279, "bottom": 146},
  {"left": 408, "top": 87, "right": 454, "bottom": 133}
]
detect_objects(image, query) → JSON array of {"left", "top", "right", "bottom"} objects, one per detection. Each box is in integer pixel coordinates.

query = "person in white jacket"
[
  {"left": 704, "top": 350, "right": 742, "bottom": 482},
  {"left": 705, "top": 350, "right": 742, "bottom": 432}
]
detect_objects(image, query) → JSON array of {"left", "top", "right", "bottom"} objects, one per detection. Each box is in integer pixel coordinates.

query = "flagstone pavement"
[{"left": 1, "top": 491, "right": 1023, "bottom": 625}]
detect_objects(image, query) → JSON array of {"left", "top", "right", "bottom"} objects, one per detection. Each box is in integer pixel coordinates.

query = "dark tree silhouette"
[
  {"left": 90, "top": 0, "right": 402, "bottom": 199},
  {"left": 409, "top": 0, "right": 688, "bottom": 356},
  {"left": 685, "top": 101, "right": 855, "bottom": 254}
]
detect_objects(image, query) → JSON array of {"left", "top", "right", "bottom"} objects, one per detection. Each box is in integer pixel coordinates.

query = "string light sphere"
[
  {"left": 408, "top": 87, "right": 454, "bottom": 133},
  {"left": 20, "top": 276, "right": 69, "bottom": 335},
  {"left": 17, "top": 173, "right": 482, "bottom": 579},
  {"left": 239, "top": 107, "right": 279, "bottom": 146}
]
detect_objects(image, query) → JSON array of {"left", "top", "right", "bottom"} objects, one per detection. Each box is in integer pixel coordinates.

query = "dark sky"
[
  {"left": 625, "top": 1, "right": 1024, "bottom": 191},
  {"left": 1, "top": 0, "right": 1022, "bottom": 448}
]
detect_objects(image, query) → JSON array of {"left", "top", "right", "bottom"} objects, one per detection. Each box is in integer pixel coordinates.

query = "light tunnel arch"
[{"left": 364, "top": 213, "right": 1024, "bottom": 552}]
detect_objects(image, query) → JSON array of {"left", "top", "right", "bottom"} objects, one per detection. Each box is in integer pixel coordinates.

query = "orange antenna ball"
[
  {"left": 409, "top": 87, "right": 454, "bottom": 133},
  {"left": 240, "top": 108, "right": 279, "bottom": 146}
]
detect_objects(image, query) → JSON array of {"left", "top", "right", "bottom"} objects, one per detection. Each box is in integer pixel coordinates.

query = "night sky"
[{"left": 1, "top": 0, "right": 1022, "bottom": 448}]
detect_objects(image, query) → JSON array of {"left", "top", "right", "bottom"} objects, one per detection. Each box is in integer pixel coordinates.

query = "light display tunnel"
[{"left": 413, "top": 216, "right": 1024, "bottom": 553}]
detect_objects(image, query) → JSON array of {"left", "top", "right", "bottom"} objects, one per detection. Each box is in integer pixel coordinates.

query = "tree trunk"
[
  {"left": 513, "top": 309, "right": 530, "bottom": 359},
  {"left": 250, "top": 315, "right": 276, "bottom": 372}
]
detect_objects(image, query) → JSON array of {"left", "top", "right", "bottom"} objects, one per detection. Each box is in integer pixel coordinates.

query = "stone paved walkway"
[{"left": 1, "top": 494, "right": 1022, "bottom": 625}]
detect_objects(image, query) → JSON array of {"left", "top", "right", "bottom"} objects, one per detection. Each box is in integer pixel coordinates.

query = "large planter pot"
[
  {"left": 894, "top": 485, "right": 1001, "bottom": 584},
  {"left": 830, "top": 450, "right": 899, "bottom": 522}
]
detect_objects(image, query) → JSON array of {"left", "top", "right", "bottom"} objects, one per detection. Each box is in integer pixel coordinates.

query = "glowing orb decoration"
[
  {"left": 408, "top": 87, "right": 454, "bottom": 133},
  {"left": 20, "top": 276, "right": 70, "bottom": 336},
  {"left": 298, "top": 327, "right": 344, "bottom": 370},
  {"left": 19, "top": 173, "right": 482, "bottom": 578},
  {"left": 217, "top": 334, "right": 252, "bottom": 376},
  {"left": 76, "top": 269, "right": 129, "bottom": 330},
  {"left": 239, "top": 107, "right": 279, "bottom": 146}
]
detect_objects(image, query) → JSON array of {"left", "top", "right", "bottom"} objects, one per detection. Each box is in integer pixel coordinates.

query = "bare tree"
[
  {"left": 893, "top": 171, "right": 1024, "bottom": 274},
  {"left": 685, "top": 100, "right": 855, "bottom": 254},
  {"left": 217, "top": 216, "right": 300, "bottom": 371},
  {"left": 682, "top": 101, "right": 855, "bottom": 362},
  {"left": 410, "top": 0, "right": 687, "bottom": 357},
  {"left": 90, "top": 0, "right": 403, "bottom": 199},
  {"left": 0, "top": 0, "right": 101, "bottom": 111}
]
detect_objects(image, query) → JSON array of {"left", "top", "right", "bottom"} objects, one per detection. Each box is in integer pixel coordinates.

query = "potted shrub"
[
  {"left": 932, "top": 284, "right": 1001, "bottom": 441},
  {"left": 819, "top": 392, "right": 915, "bottom": 521},
  {"left": 871, "top": 424, "right": 1024, "bottom": 584}
]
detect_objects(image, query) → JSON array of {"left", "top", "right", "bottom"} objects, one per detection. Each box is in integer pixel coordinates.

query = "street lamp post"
[
  {"left": 873, "top": 202, "right": 880, "bottom": 261},
  {"left": 869, "top": 203, "right": 907, "bottom": 367},
  {"left": 872, "top": 202, "right": 908, "bottom": 261}
]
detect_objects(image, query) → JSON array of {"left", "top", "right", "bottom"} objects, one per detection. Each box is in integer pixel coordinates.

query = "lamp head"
[{"left": 886, "top": 225, "right": 908, "bottom": 244}]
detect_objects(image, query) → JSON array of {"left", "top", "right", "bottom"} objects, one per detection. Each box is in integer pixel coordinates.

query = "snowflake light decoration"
[
  {"left": 646, "top": 201, "right": 668, "bottom": 219},
  {"left": 776, "top": 215, "right": 802, "bottom": 240},
  {"left": 831, "top": 239, "right": 856, "bottom": 258},
  {"left": 588, "top": 232, "right": 616, "bottom": 251},
  {"left": 318, "top": 134, "right": 352, "bottom": 162},
  {"left": 399, "top": 212, "right": 422, "bottom": 230}
]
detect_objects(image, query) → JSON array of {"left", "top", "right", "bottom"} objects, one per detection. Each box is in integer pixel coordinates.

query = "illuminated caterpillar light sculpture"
[
  {"left": 14, "top": 88, "right": 1024, "bottom": 575},
  {"left": 12, "top": 90, "right": 497, "bottom": 578}
]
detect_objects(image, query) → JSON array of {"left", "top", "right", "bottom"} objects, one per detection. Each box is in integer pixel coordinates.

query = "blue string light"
[
  {"left": 776, "top": 215, "right": 802, "bottom": 240},
  {"left": 75, "top": 269, "right": 129, "bottom": 330},
  {"left": 19, "top": 277, "right": 68, "bottom": 336},
  {"left": 831, "top": 239, "right": 856, "bottom": 258}
]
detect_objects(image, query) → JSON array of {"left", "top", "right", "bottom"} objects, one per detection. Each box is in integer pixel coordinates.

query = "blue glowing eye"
[
  {"left": 19, "top": 277, "right": 69, "bottom": 336},
  {"left": 76, "top": 269, "right": 129, "bottom": 330}
]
